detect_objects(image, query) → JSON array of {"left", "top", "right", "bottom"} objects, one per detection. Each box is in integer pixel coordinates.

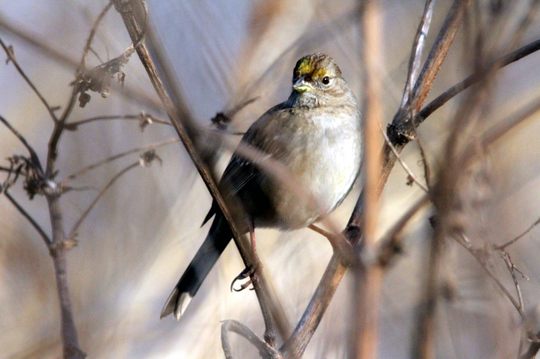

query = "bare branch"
[
  {"left": 455, "top": 233, "right": 524, "bottom": 318},
  {"left": 63, "top": 138, "right": 178, "bottom": 181},
  {"left": 495, "top": 216, "right": 540, "bottom": 250},
  {"left": 3, "top": 190, "right": 51, "bottom": 245},
  {"left": 400, "top": 0, "right": 436, "bottom": 109},
  {"left": 0, "top": 38, "right": 59, "bottom": 122},
  {"left": 221, "top": 320, "right": 281, "bottom": 359},
  {"left": 380, "top": 124, "right": 429, "bottom": 193},
  {"left": 418, "top": 38, "right": 540, "bottom": 123},
  {"left": 65, "top": 113, "right": 171, "bottom": 130},
  {"left": 0, "top": 15, "right": 161, "bottom": 112},
  {"left": 67, "top": 161, "right": 139, "bottom": 241},
  {"left": 377, "top": 194, "right": 430, "bottom": 268},
  {"left": 0, "top": 115, "right": 43, "bottom": 171},
  {"left": 77, "top": 1, "right": 113, "bottom": 72}
]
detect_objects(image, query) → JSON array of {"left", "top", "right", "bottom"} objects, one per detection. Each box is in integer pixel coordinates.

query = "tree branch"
[{"left": 3, "top": 190, "right": 51, "bottom": 245}]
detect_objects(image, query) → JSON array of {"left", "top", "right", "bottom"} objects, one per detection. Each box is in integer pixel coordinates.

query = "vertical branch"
[
  {"left": 47, "top": 196, "right": 85, "bottom": 359},
  {"left": 353, "top": 1, "right": 384, "bottom": 358}
]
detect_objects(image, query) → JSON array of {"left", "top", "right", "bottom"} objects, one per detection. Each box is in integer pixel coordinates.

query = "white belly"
[{"left": 270, "top": 113, "right": 362, "bottom": 229}]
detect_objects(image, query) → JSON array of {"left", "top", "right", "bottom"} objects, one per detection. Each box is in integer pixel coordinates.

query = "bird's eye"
[{"left": 322, "top": 76, "right": 331, "bottom": 85}]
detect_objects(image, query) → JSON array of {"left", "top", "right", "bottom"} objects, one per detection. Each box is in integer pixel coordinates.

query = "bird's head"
[{"left": 290, "top": 53, "right": 351, "bottom": 108}]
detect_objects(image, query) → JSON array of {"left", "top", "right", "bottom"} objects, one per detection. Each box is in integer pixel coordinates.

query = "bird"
[{"left": 160, "top": 53, "right": 363, "bottom": 320}]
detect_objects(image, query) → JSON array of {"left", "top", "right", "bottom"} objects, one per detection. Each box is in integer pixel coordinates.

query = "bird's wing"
[{"left": 202, "top": 103, "right": 288, "bottom": 225}]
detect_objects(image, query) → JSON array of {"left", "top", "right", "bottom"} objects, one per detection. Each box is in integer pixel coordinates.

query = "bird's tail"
[{"left": 160, "top": 213, "right": 232, "bottom": 320}]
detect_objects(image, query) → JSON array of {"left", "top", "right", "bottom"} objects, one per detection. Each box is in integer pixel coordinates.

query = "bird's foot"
[{"left": 230, "top": 265, "right": 257, "bottom": 292}]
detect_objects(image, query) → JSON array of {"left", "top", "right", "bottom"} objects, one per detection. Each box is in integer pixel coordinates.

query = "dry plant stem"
[
  {"left": 0, "top": 16, "right": 161, "bottom": 113},
  {"left": 4, "top": 190, "right": 51, "bottom": 245},
  {"left": 67, "top": 162, "right": 139, "bottom": 241},
  {"left": 67, "top": 114, "right": 171, "bottom": 128},
  {"left": 47, "top": 194, "right": 85, "bottom": 359},
  {"left": 418, "top": 38, "right": 540, "bottom": 123},
  {"left": 64, "top": 138, "right": 178, "bottom": 180},
  {"left": 399, "top": 0, "right": 436, "bottom": 109},
  {"left": 353, "top": 0, "right": 384, "bottom": 358},
  {"left": 114, "top": 0, "right": 289, "bottom": 345},
  {"left": 221, "top": 320, "right": 282, "bottom": 359},
  {"left": 411, "top": 0, "right": 469, "bottom": 112},
  {"left": 496, "top": 216, "right": 540, "bottom": 250},
  {"left": 0, "top": 38, "right": 59, "bottom": 122},
  {"left": 455, "top": 234, "right": 524, "bottom": 317}
]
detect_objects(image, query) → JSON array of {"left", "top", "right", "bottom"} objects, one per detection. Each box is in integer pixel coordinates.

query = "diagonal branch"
[
  {"left": 67, "top": 161, "right": 139, "bottom": 241},
  {"left": 3, "top": 190, "right": 51, "bottom": 245},
  {"left": 114, "top": 0, "right": 290, "bottom": 345},
  {"left": 0, "top": 38, "right": 59, "bottom": 122},
  {"left": 63, "top": 138, "right": 178, "bottom": 181}
]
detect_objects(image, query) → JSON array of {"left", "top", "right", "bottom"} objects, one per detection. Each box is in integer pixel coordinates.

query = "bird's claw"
[{"left": 230, "top": 265, "right": 257, "bottom": 292}]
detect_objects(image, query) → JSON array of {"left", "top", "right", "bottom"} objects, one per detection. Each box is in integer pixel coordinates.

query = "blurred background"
[{"left": 1, "top": 0, "right": 540, "bottom": 358}]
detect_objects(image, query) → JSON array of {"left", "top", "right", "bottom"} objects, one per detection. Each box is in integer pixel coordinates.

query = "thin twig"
[
  {"left": 78, "top": 2, "right": 113, "bottom": 72},
  {"left": 0, "top": 38, "right": 59, "bottom": 122},
  {"left": 496, "top": 216, "right": 540, "bottom": 250},
  {"left": 380, "top": 124, "right": 429, "bottom": 192},
  {"left": 418, "top": 38, "right": 540, "bottom": 123},
  {"left": 67, "top": 162, "right": 139, "bottom": 241},
  {"left": 0, "top": 15, "right": 162, "bottom": 113},
  {"left": 65, "top": 113, "right": 171, "bottom": 130},
  {"left": 455, "top": 233, "right": 524, "bottom": 318},
  {"left": 221, "top": 320, "right": 281, "bottom": 359},
  {"left": 377, "top": 194, "right": 430, "bottom": 267},
  {"left": 63, "top": 138, "right": 178, "bottom": 181},
  {"left": 400, "top": 0, "right": 436, "bottom": 109},
  {"left": 3, "top": 190, "right": 51, "bottom": 245},
  {"left": 0, "top": 115, "right": 43, "bottom": 171}
]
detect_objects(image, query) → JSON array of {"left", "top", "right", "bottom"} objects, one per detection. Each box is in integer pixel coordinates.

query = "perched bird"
[{"left": 161, "top": 53, "right": 363, "bottom": 320}]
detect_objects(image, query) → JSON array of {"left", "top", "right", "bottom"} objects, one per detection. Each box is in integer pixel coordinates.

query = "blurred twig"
[
  {"left": 221, "top": 320, "right": 281, "bottom": 359},
  {"left": 353, "top": 1, "right": 384, "bottom": 358}
]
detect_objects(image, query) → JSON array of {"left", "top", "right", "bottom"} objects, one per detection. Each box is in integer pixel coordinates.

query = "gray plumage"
[{"left": 161, "top": 53, "right": 363, "bottom": 320}]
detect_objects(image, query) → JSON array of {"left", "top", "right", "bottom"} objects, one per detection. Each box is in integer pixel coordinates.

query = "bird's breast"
[{"left": 262, "top": 111, "right": 362, "bottom": 230}]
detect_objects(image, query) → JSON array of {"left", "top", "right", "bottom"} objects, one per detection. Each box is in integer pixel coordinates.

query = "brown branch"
[
  {"left": 417, "top": 38, "right": 540, "bottom": 123},
  {"left": 353, "top": 1, "right": 384, "bottom": 358},
  {"left": 377, "top": 194, "right": 430, "bottom": 268},
  {"left": 3, "top": 190, "right": 51, "bottom": 245},
  {"left": 67, "top": 161, "right": 139, "bottom": 241},
  {"left": 114, "top": 0, "right": 289, "bottom": 345},
  {"left": 0, "top": 38, "right": 59, "bottom": 122},
  {"left": 399, "top": 0, "right": 436, "bottom": 109},
  {"left": 221, "top": 320, "right": 281, "bottom": 359}
]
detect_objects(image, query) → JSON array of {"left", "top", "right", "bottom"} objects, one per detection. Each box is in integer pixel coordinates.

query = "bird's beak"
[{"left": 293, "top": 78, "right": 312, "bottom": 93}]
